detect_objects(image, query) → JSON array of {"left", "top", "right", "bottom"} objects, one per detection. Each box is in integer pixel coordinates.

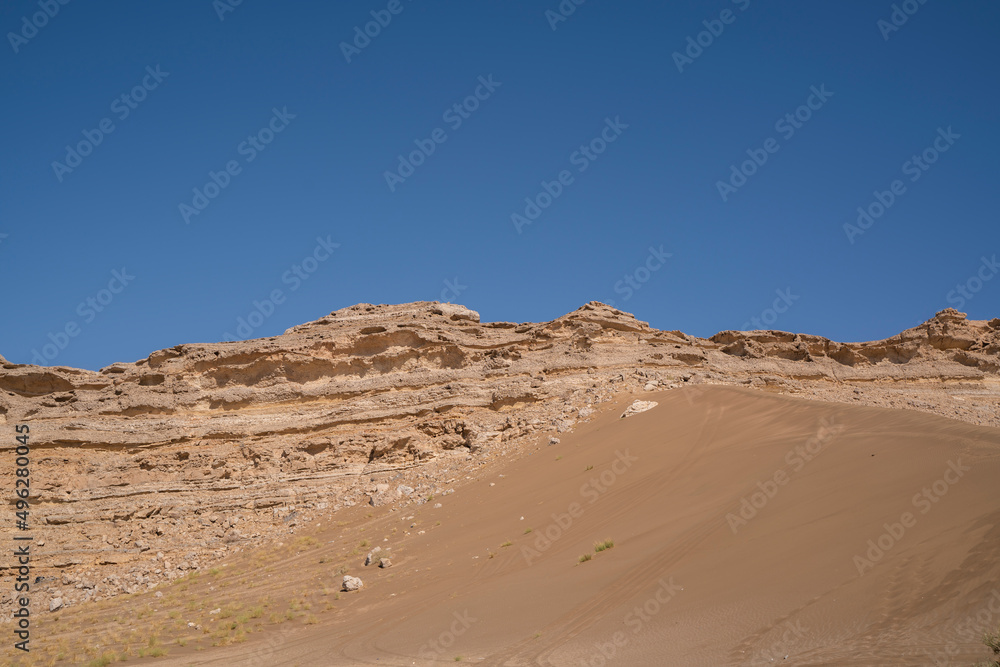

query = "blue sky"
[{"left": 2, "top": 0, "right": 998, "bottom": 370}]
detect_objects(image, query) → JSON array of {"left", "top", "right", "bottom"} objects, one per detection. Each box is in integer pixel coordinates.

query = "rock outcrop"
[{"left": 1, "top": 302, "right": 997, "bottom": 618}]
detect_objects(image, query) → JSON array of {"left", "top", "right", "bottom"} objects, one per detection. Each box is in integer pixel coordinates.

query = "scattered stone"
[
  {"left": 365, "top": 547, "right": 382, "bottom": 566},
  {"left": 342, "top": 575, "right": 364, "bottom": 592},
  {"left": 549, "top": 436, "right": 561, "bottom": 445},
  {"left": 49, "top": 598, "right": 63, "bottom": 612},
  {"left": 378, "top": 558, "right": 392, "bottom": 568},
  {"left": 620, "top": 400, "right": 659, "bottom": 419}
]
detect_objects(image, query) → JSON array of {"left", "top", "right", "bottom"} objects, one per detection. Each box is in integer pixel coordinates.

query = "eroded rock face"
[
  {"left": 0, "top": 301, "right": 997, "bottom": 616},
  {"left": 709, "top": 308, "right": 1000, "bottom": 373}
]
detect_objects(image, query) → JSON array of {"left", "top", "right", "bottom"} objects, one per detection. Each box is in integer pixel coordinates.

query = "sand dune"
[{"left": 148, "top": 386, "right": 1000, "bottom": 665}]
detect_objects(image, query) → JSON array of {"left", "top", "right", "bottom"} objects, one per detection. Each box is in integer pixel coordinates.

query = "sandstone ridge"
[{"left": 1, "top": 302, "right": 997, "bottom": 615}]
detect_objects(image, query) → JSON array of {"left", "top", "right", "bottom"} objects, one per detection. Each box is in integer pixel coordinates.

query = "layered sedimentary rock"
[{"left": 1, "top": 302, "right": 997, "bottom": 615}]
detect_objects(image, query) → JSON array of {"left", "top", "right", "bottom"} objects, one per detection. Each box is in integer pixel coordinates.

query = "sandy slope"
[{"left": 152, "top": 386, "right": 1000, "bottom": 666}]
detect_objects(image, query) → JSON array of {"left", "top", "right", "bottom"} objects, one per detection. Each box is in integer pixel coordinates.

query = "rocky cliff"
[{"left": 1, "top": 302, "right": 998, "bottom": 616}]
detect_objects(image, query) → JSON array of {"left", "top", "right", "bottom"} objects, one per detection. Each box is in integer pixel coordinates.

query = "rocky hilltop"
[{"left": 1, "top": 302, "right": 998, "bottom": 617}]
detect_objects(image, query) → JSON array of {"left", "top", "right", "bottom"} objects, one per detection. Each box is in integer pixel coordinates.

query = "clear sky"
[{"left": 2, "top": 1, "right": 998, "bottom": 370}]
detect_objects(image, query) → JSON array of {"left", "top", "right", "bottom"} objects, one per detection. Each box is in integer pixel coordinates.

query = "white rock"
[
  {"left": 342, "top": 575, "right": 364, "bottom": 592},
  {"left": 49, "top": 598, "right": 63, "bottom": 612},
  {"left": 620, "top": 400, "right": 658, "bottom": 419},
  {"left": 365, "top": 547, "right": 382, "bottom": 566}
]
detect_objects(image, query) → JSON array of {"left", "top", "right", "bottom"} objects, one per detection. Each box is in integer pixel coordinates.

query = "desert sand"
[{"left": 123, "top": 387, "right": 996, "bottom": 666}]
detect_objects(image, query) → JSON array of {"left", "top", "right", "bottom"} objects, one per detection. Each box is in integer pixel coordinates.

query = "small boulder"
[
  {"left": 620, "top": 400, "right": 658, "bottom": 419},
  {"left": 49, "top": 598, "right": 63, "bottom": 612},
  {"left": 378, "top": 558, "right": 392, "bottom": 569},
  {"left": 365, "top": 547, "right": 382, "bottom": 566},
  {"left": 342, "top": 575, "right": 363, "bottom": 592}
]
